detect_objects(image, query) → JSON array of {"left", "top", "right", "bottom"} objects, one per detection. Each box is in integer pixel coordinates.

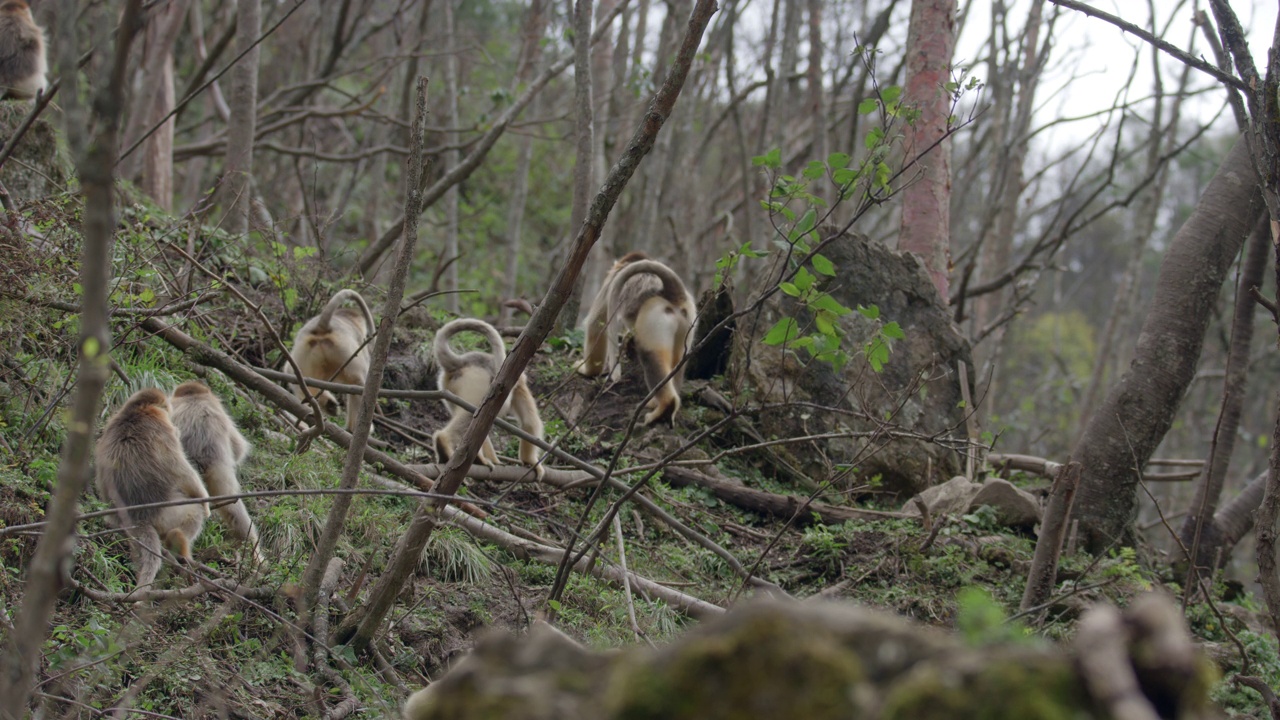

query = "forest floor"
[{"left": 1, "top": 198, "right": 1277, "bottom": 718}]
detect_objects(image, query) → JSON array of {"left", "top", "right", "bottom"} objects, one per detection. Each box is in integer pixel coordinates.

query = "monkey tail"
[
  {"left": 316, "top": 289, "right": 375, "bottom": 338},
  {"left": 433, "top": 319, "right": 507, "bottom": 373},
  {"left": 606, "top": 259, "right": 691, "bottom": 315}
]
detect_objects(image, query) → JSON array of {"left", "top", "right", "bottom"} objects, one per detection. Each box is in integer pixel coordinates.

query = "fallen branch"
[{"left": 658, "top": 465, "right": 909, "bottom": 526}]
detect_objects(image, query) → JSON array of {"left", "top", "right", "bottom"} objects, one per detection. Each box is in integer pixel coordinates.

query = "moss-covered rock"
[{"left": 403, "top": 596, "right": 1222, "bottom": 720}]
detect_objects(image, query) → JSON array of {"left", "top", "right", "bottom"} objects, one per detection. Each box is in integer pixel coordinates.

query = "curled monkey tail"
[
  {"left": 316, "top": 289, "right": 375, "bottom": 338},
  {"left": 606, "top": 259, "right": 691, "bottom": 317},
  {"left": 433, "top": 319, "right": 507, "bottom": 374}
]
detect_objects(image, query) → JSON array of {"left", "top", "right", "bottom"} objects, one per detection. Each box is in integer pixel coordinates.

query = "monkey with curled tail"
[
  {"left": 289, "top": 289, "right": 376, "bottom": 430},
  {"left": 433, "top": 318, "right": 545, "bottom": 479},
  {"left": 95, "top": 388, "right": 210, "bottom": 589},
  {"left": 577, "top": 252, "right": 698, "bottom": 425},
  {"left": 169, "top": 381, "right": 264, "bottom": 564},
  {"left": 0, "top": 0, "right": 45, "bottom": 101}
]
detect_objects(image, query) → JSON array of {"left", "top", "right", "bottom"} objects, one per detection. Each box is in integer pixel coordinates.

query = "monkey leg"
[
  {"left": 159, "top": 505, "right": 206, "bottom": 564},
  {"left": 576, "top": 316, "right": 609, "bottom": 377},
  {"left": 479, "top": 436, "right": 499, "bottom": 468},
  {"left": 638, "top": 348, "right": 680, "bottom": 426},
  {"left": 510, "top": 377, "right": 545, "bottom": 479},
  {"left": 344, "top": 393, "right": 363, "bottom": 431},
  {"left": 127, "top": 524, "right": 164, "bottom": 589},
  {"left": 215, "top": 500, "right": 264, "bottom": 562},
  {"left": 433, "top": 430, "right": 455, "bottom": 464}
]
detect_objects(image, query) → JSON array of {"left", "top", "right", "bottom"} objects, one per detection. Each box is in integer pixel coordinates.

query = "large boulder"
[
  {"left": 733, "top": 228, "right": 972, "bottom": 496},
  {"left": 402, "top": 595, "right": 1219, "bottom": 720}
]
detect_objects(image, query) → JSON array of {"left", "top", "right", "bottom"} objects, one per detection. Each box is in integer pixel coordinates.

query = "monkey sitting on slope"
[
  {"left": 170, "top": 381, "right": 264, "bottom": 563},
  {"left": 289, "top": 289, "right": 376, "bottom": 430},
  {"left": 576, "top": 252, "right": 698, "bottom": 425},
  {"left": 0, "top": 0, "right": 46, "bottom": 101},
  {"left": 433, "top": 318, "right": 545, "bottom": 479},
  {"left": 95, "top": 388, "right": 210, "bottom": 589}
]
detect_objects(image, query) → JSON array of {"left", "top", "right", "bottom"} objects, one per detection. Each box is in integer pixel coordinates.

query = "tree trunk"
[
  {"left": 898, "top": 0, "right": 957, "bottom": 302},
  {"left": 120, "top": 0, "right": 190, "bottom": 211},
  {"left": 1177, "top": 216, "right": 1268, "bottom": 576},
  {"left": 223, "top": 0, "right": 261, "bottom": 236},
  {"left": 498, "top": 0, "right": 549, "bottom": 326},
  {"left": 1070, "top": 136, "right": 1262, "bottom": 552},
  {"left": 442, "top": 0, "right": 460, "bottom": 312},
  {"left": 805, "top": 0, "right": 825, "bottom": 162},
  {"left": 556, "top": 0, "right": 596, "bottom": 333}
]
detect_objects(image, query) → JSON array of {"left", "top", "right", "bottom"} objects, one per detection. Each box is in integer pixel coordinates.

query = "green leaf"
[
  {"left": 811, "top": 294, "right": 851, "bottom": 316},
  {"left": 858, "top": 304, "right": 880, "bottom": 320},
  {"left": 832, "top": 168, "right": 856, "bottom": 187},
  {"left": 802, "top": 161, "right": 826, "bottom": 180},
  {"left": 811, "top": 253, "right": 836, "bottom": 276},
  {"left": 815, "top": 311, "right": 835, "bottom": 336},
  {"left": 882, "top": 85, "right": 903, "bottom": 103},
  {"left": 548, "top": 599, "right": 563, "bottom": 612},
  {"left": 779, "top": 282, "right": 801, "bottom": 297},
  {"left": 858, "top": 98, "right": 878, "bottom": 115},
  {"left": 794, "top": 208, "right": 817, "bottom": 237},
  {"left": 882, "top": 321, "right": 905, "bottom": 340},
  {"left": 752, "top": 148, "right": 782, "bottom": 169},
  {"left": 72, "top": 283, "right": 83, "bottom": 296},
  {"left": 864, "top": 126, "right": 884, "bottom": 150},
  {"left": 793, "top": 266, "right": 815, "bottom": 292},
  {"left": 763, "top": 318, "right": 800, "bottom": 346},
  {"left": 827, "top": 152, "right": 851, "bottom": 169},
  {"left": 740, "top": 240, "right": 767, "bottom": 258},
  {"left": 83, "top": 337, "right": 100, "bottom": 358}
]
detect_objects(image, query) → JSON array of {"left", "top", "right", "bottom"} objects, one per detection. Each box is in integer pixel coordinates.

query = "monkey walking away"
[
  {"left": 0, "top": 0, "right": 45, "bottom": 100},
  {"left": 95, "top": 388, "right": 210, "bottom": 590},
  {"left": 169, "top": 381, "right": 264, "bottom": 563},
  {"left": 289, "top": 289, "right": 376, "bottom": 430},
  {"left": 432, "top": 318, "right": 545, "bottom": 479},
  {"left": 577, "top": 252, "right": 698, "bottom": 425}
]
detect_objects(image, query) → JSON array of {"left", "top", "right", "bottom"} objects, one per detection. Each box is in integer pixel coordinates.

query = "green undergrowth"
[{"left": 1, "top": 201, "right": 1276, "bottom": 717}]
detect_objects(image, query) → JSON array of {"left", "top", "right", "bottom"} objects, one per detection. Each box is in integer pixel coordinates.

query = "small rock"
[
  {"left": 968, "top": 478, "right": 1041, "bottom": 528},
  {"left": 902, "top": 476, "right": 980, "bottom": 518}
]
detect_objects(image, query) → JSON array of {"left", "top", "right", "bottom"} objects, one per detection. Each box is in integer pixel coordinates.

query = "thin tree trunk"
[
  {"left": 299, "top": 77, "right": 431, "bottom": 617},
  {"left": 1178, "top": 216, "right": 1268, "bottom": 577},
  {"left": 498, "top": 0, "right": 549, "bottom": 326},
  {"left": 971, "top": 0, "right": 1045, "bottom": 404},
  {"left": 556, "top": 0, "right": 596, "bottom": 333},
  {"left": 0, "top": 3, "right": 144, "bottom": 714},
  {"left": 121, "top": 0, "right": 190, "bottom": 211},
  {"left": 223, "top": 0, "right": 262, "bottom": 236},
  {"left": 335, "top": 0, "right": 719, "bottom": 655},
  {"left": 898, "top": 0, "right": 957, "bottom": 303},
  {"left": 1070, "top": 136, "right": 1262, "bottom": 551},
  {"left": 805, "top": 0, "right": 825, "bottom": 162},
  {"left": 442, "top": 0, "right": 460, "bottom": 312}
]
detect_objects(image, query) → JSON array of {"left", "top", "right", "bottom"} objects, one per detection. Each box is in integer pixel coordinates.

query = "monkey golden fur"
[
  {"left": 95, "top": 388, "right": 210, "bottom": 589},
  {"left": 432, "top": 318, "right": 545, "bottom": 479},
  {"left": 577, "top": 252, "right": 697, "bottom": 425},
  {"left": 169, "top": 381, "right": 264, "bottom": 563},
  {"left": 0, "top": 0, "right": 46, "bottom": 101},
  {"left": 290, "top": 289, "right": 375, "bottom": 429}
]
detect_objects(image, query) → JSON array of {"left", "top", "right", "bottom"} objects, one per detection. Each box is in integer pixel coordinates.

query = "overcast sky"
[{"left": 953, "top": 0, "right": 1278, "bottom": 143}]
